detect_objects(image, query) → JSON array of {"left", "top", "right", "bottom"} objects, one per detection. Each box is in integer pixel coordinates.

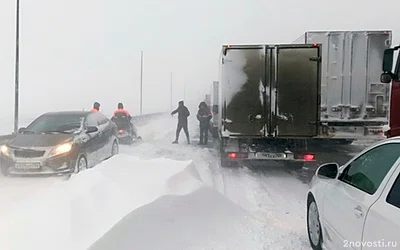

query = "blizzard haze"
[{"left": 0, "top": 0, "right": 399, "bottom": 124}]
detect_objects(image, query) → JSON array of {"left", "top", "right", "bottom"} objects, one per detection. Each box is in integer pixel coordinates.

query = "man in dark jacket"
[
  {"left": 171, "top": 100, "right": 190, "bottom": 144},
  {"left": 197, "top": 101, "right": 212, "bottom": 145}
]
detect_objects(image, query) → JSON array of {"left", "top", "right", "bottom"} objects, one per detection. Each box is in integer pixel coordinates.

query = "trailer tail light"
[
  {"left": 228, "top": 153, "right": 236, "bottom": 158},
  {"left": 227, "top": 152, "right": 248, "bottom": 159},
  {"left": 313, "top": 43, "right": 318, "bottom": 47},
  {"left": 303, "top": 154, "right": 315, "bottom": 161}
]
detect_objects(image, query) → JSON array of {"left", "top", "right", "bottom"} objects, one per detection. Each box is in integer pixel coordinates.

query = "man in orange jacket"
[
  {"left": 91, "top": 102, "right": 100, "bottom": 112},
  {"left": 113, "top": 103, "right": 131, "bottom": 117},
  {"left": 112, "top": 103, "right": 136, "bottom": 137}
]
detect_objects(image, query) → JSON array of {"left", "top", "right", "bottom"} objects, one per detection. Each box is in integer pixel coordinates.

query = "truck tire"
[
  {"left": 286, "top": 161, "right": 305, "bottom": 170},
  {"left": 337, "top": 139, "right": 353, "bottom": 145},
  {"left": 221, "top": 157, "right": 239, "bottom": 168},
  {"left": 212, "top": 127, "right": 218, "bottom": 138}
]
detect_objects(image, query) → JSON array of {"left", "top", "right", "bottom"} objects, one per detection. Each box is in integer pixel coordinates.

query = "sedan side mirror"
[
  {"left": 86, "top": 126, "right": 98, "bottom": 133},
  {"left": 316, "top": 162, "right": 339, "bottom": 179},
  {"left": 18, "top": 127, "right": 26, "bottom": 133}
]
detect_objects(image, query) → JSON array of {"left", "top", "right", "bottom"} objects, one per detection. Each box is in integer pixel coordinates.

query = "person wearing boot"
[
  {"left": 171, "top": 100, "right": 190, "bottom": 144},
  {"left": 196, "top": 101, "right": 212, "bottom": 145}
]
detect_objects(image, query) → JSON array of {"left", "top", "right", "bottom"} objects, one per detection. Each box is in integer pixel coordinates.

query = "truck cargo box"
[
  {"left": 219, "top": 44, "right": 321, "bottom": 138},
  {"left": 294, "top": 30, "right": 392, "bottom": 127}
]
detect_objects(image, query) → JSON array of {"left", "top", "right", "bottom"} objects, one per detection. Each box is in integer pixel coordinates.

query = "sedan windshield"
[{"left": 25, "top": 114, "right": 85, "bottom": 133}]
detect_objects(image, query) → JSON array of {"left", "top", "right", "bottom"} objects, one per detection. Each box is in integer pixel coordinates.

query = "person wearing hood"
[
  {"left": 91, "top": 102, "right": 100, "bottom": 112},
  {"left": 197, "top": 101, "right": 212, "bottom": 145}
]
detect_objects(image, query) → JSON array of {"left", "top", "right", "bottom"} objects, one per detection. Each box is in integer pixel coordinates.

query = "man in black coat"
[{"left": 171, "top": 100, "right": 190, "bottom": 144}]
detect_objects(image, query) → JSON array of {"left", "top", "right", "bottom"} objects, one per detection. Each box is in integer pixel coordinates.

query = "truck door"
[
  {"left": 221, "top": 46, "right": 266, "bottom": 136},
  {"left": 274, "top": 45, "right": 321, "bottom": 137}
]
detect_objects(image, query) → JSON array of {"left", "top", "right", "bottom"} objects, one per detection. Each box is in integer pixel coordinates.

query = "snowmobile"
[{"left": 111, "top": 113, "right": 141, "bottom": 145}]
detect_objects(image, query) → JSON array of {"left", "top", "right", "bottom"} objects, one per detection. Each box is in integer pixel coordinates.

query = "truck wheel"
[
  {"left": 221, "top": 157, "right": 239, "bottom": 168},
  {"left": 212, "top": 127, "right": 218, "bottom": 138},
  {"left": 337, "top": 139, "right": 353, "bottom": 145},
  {"left": 286, "top": 162, "right": 305, "bottom": 170}
]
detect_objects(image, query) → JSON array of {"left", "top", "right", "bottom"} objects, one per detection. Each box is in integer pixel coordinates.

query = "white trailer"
[{"left": 294, "top": 30, "right": 392, "bottom": 142}]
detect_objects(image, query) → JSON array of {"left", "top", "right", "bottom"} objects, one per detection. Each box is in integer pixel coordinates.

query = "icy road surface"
[{"left": 0, "top": 114, "right": 312, "bottom": 250}]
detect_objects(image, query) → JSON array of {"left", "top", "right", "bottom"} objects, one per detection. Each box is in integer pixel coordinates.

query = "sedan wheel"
[
  {"left": 75, "top": 155, "right": 87, "bottom": 173},
  {"left": 307, "top": 196, "right": 323, "bottom": 250},
  {"left": 111, "top": 140, "right": 119, "bottom": 156},
  {"left": 0, "top": 167, "right": 9, "bottom": 176}
]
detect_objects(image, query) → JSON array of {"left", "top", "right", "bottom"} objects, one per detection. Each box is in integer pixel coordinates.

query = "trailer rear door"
[
  {"left": 220, "top": 46, "right": 266, "bottom": 136},
  {"left": 274, "top": 45, "right": 321, "bottom": 137}
]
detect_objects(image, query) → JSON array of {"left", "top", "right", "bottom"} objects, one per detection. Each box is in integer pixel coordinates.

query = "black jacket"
[{"left": 171, "top": 105, "right": 190, "bottom": 123}]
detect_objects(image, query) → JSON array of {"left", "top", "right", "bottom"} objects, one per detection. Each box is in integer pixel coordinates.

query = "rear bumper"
[
  {"left": 0, "top": 153, "right": 75, "bottom": 176},
  {"left": 223, "top": 151, "right": 315, "bottom": 162}
]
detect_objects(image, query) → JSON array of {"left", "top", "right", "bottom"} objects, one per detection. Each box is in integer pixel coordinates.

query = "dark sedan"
[{"left": 0, "top": 111, "right": 119, "bottom": 176}]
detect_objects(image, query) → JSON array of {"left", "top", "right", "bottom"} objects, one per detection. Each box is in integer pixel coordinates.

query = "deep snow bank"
[
  {"left": 0, "top": 154, "right": 199, "bottom": 250},
  {"left": 89, "top": 187, "right": 268, "bottom": 250}
]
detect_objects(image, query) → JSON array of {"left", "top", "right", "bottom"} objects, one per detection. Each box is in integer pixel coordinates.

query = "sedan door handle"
[{"left": 354, "top": 205, "right": 363, "bottom": 218}]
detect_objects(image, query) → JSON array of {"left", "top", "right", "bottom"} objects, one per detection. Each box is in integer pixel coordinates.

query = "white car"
[{"left": 307, "top": 137, "right": 400, "bottom": 250}]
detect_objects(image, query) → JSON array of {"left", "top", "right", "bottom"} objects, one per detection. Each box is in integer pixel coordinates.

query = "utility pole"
[
  {"left": 183, "top": 82, "right": 186, "bottom": 101},
  {"left": 14, "top": 0, "right": 20, "bottom": 133},
  {"left": 170, "top": 72, "right": 173, "bottom": 111},
  {"left": 140, "top": 50, "right": 143, "bottom": 115}
]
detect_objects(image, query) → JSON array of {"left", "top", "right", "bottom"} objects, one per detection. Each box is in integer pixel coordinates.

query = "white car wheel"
[{"left": 307, "top": 196, "right": 323, "bottom": 250}]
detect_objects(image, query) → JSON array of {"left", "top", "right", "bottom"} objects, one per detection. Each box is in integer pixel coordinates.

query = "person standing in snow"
[
  {"left": 196, "top": 101, "right": 212, "bottom": 145},
  {"left": 171, "top": 100, "right": 190, "bottom": 144},
  {"left": 91, "top": 102, "right": 100, "bottom": 112}
]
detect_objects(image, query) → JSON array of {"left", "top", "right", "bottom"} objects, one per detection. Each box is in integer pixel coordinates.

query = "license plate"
[
  {"left": 256, "top": 153, "right": 286, "bottom": 159},
  {"left": 15, "top": 162, "right": 40, "bottom": 169}
]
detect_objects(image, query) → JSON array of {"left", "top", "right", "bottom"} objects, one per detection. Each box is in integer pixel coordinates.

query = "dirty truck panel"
[{"left": 220, "top": 44, "right": 321, "bottom": 138}]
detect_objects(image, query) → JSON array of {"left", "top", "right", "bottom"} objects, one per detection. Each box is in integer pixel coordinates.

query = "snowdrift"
[
  {"left": 0, "top": 154, "right": 201, "bottom": 250},
  {"left": 89, "top": 187, "right": 267, "bottom": 250}
]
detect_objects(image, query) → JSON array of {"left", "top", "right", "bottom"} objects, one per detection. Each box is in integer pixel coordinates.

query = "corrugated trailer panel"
[{"left": 301, "top": 31, "right": 391, "bottom": 125}]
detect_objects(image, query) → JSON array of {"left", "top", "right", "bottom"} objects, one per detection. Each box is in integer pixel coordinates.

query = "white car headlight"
[
  {"left": 1, "top": 145, "right": 9, "bottom": 156},
  {"left": 51, "top": 142, "right": 73, "bottom": 156}
]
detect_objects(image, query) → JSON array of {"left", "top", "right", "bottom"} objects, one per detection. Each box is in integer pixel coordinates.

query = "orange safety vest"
[{"left": 113, "top": 109, "right": 130, "bottom": 116}]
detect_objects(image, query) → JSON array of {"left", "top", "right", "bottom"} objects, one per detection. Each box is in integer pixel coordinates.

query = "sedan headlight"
[
  {"left": 0, "top": 145, "right": 9, "bottom": 156},
  {"left": 50, "top": 142, "right": 73, "bottom": 156}
]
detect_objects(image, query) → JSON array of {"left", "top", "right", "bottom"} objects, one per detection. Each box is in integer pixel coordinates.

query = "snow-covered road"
[{"left": 0, "top": 114, "right": 312, "bottom": 250}]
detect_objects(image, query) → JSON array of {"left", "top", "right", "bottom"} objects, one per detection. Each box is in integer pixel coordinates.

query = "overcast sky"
[{"left": 0, "top": 0, "right": 399, "bottom": 125}]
